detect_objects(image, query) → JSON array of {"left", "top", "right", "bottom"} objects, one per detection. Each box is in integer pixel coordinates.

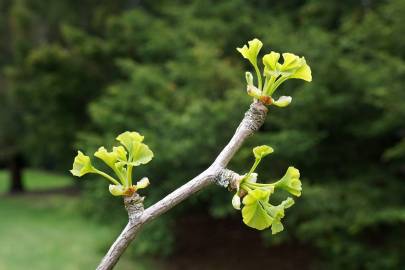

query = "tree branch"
[{"left": 96, "top": 101, "right": 268, "bottom": 270}]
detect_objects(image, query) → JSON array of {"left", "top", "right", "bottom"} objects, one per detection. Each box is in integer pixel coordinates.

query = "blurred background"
[{"left": 1, "top": 0, "right": 405, "bottom": 269}]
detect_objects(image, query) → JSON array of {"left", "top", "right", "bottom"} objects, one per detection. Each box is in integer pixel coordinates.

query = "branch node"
[
  {"left": 214, "top": 169, "right": 242, "bottom": 189},
  {"left": 241, "top": 102, "right": 268, "bottom": 132},
  {"left": 124, "top": 193, "right": 144, "bottom": 223}
]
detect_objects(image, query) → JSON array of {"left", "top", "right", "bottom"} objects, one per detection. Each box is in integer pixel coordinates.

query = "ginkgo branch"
[{"left": 96, "top": 101, "right": 268, "bottom": 270}]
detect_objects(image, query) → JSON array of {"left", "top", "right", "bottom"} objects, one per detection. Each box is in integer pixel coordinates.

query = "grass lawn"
[
  {"left": 0, "top": 169, "right": 74, "bottom": 193},
  {"left": 0, "top": 170, "right": 147, "bottom": 270}
]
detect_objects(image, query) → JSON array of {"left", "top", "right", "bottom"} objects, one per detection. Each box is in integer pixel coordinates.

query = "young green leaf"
[
  {"left": 70, "top": 151, "right": 96, "bottom": 177},
  {"left": 263, "top": 51, "right": 281, "bottom": 76},
  {"left": 116, "top": 131, "right": 144, "bottom": 151},
  {"left": 94, "top": 146, "right": 119, "bottom": 168},
  {"left": 237, "top": 38, "right": 263, "bottom": 67},
  {"left": 275, "top": 167, "right": 302, "bottom": 197},
  {"left": 241, "top": 189, "right": 273, "bottom": 230},
  {"left": 266, "top": 197, "right": 295, "bottom": 234},
  {"left": 113, "top": 146, "right": 127, "bottom": 161},
  {"left": 290, "top": 58, "right": 312, "bottom": 82},
  {"left": 253, "top": 145, "right": 274, "bottom": 159},
  {"left": 126, "top": 142, "right": 153, "bottom": 166},
  {"left": 237, "top": 38, "right": 264, "bottom": 89},
  {"left": 280, "top": 53, "right": 302, "bottom": 72},
  {"left": 116, "top": 131, "right": 153, "bottom": 166}
]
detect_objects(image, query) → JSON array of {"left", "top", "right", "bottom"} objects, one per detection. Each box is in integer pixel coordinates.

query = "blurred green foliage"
[{"left": 1, "top": 0, "right": 405, "bottom": 269}]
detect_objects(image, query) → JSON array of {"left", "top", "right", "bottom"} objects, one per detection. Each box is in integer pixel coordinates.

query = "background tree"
[
  {"left": 1, "top": 0, "right": 405, "bottom": 269},
  {"left": 0, "top": 0, "right": 126, "bottom": 192}
]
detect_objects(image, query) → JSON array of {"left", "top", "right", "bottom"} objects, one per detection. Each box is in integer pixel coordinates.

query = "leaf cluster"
[
  {"left": 71, "top": 131, "right": 153, "bottom": 196},
  {"left": 232, "top": 145, "right": 302, "bottom": 234},
  {"left": 237, "top": 39, "right": 311, "bottom": 107}
]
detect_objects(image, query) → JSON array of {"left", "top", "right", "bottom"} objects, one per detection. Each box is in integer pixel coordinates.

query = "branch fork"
[
  {"left": 96, "top": 102, "right": 267, "bottom": 270},
  {"left": 214, "top": 168, "right": 242, "bottom": 190}
]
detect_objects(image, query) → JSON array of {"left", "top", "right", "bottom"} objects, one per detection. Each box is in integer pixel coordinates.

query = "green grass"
[
  {"left": 0, "top": 169, "right": 74, "bottom": 193},
  {"left": 0, "top": 170, "right": 147, "bottom": 270}
]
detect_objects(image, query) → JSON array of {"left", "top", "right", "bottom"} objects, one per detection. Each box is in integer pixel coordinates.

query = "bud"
[
  {"left": 259, "top": 95, "right": 272, "bottom": 105},
  {"left": 136, "top": 177, "right": 150, "bottom": 189},
  {"left": 247, "top": 85, "right": 262, "bottom": 99},
  {"left": 232, "top": 193, "right": 241, "bottom": 210},
  {"left": 245, "top": 72, "right": 254, "bottom": 86},
  {"left": 246, "top": 172, "right": 258, "bottom": 183},
  {"left": 272, "top": 96, "right": 292, "bottom": 107},
  {"left": 109, "top": 184, "right": 126, "bottom": 196}
]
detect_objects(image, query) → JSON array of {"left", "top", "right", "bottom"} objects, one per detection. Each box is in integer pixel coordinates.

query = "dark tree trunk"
[{"left": 9, "top": 154, "right": 24, "bottom": 193}]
